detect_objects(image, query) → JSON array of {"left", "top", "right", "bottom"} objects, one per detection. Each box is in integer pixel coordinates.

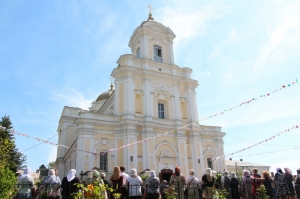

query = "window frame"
[
  {"left": 100, "top": 153, "right": 108, "bottom": 171},
  {"left": 153, "top": 45, "right": 162, "bottom": 62},
  {"left": 158, "top": 102, "right": 166, "bottom": 119},
  {"left": 207, "top": 158, "right": 213, "bottom": 170}
]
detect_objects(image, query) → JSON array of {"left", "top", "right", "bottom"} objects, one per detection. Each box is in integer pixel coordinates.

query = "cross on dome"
[{"left": 147, "top": 5, "right": 154, "bottom": 21}]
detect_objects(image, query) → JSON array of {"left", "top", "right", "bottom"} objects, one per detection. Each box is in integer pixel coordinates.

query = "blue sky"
[{"left": 1, "top": 0, "right": 300, "bottom": 175}]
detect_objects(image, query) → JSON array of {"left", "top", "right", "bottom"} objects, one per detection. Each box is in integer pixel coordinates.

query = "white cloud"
[
  {"left": 50, "top": 88, "right": 92, "bottom": 110},
  {"left": 254, "top": 2, "right": 300, "bottom": 69},
  {"left": 209, "top": 46, "right": 221, "bottom": 59},
  {"left": 156, "top": 3, "right": 232, "bottom": 45},
  {"left": 47, "top": 145, "right": 57, "bottom": 164}
]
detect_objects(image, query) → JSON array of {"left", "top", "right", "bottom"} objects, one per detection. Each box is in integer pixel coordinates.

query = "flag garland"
[
  {"left": 229, "top": 146, "right": 300, "bottom": 159},
  {"left": 0, "top": 126, "right": 98, "bottom": 155},
  {"left": 0, "top": 78, "right": 298, "bottom": 155},
  {"left": 214, "top": 124, "right": 300, "bottom": 161}
]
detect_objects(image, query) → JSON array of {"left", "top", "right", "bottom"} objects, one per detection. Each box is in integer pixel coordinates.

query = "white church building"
[{"left": 54, "top": 13, "right": 226, "bottom": 181}]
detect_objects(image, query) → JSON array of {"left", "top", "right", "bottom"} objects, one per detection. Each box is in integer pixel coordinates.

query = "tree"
[
  {"left": 0, "top": 166, "right": 17, "bottom": 199},
  {"left": 0, "top": 115, "right": 27, "bottom": 172},
  {"left": 48, "top": 161, "right": 55, "bottom": 168}
]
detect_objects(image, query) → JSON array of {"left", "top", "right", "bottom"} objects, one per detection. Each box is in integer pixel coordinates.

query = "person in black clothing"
[
  {"left": 202, "top": 168, "right": 214, "bottom": 199},
  {"left": 230, "top": 172, "right": 240, "bottom": 199},
  {"left": 101, "top": 173, "right": 111, "bottom": 198},
  {"left": 262, "top": 171, "right": 275, "bottom": 199},
  {"left": 61, "top": 169, "right": 80, "bottom": 199},
  {"left": 295, "top": 169, "right": 300, "bottom": 199}
]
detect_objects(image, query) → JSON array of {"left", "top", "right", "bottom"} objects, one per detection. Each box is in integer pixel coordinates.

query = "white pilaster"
[
  {"left": 168, "top": 40, "right": 174, "bottom": 64},
  {"left": 114, "top": 80, "right": 120, "bottom": 115},
  {"left": 173, "top": 85, "right": 181, "bottom": 121},
  {"left": 143, "top": 79, "right": 153, "bottom": 121}
]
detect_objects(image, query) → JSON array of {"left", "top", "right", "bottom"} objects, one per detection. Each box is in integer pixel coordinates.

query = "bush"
[{"left": 0, "top": 166, "right": 17, "bottom": 199}]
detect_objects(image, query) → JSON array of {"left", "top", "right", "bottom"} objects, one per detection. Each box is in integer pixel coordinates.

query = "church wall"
[{"left": 65, "top": 126, "right": 75, "bottom": 147}]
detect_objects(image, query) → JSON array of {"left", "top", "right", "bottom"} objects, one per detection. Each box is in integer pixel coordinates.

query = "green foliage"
[
  {"left": 213, "top": 188, "right": 229, "bottom": 199},
  {"left": 0, "top": 115, "right": 27, "bottom": 172},
  {"left": 164, "top": 187, "right": 177, "bottom": 199},
  {"left": 0, "top": 166, "right": 17, "bottom": 199},
  {"left": 140, "top": 174, "right": 149, "bottom": 183},
  {"left": 256, "top": 185, "right": 268, "bottom": 199},
  {"left": 72, "top": 182, "right": 121, "bottom": 199},
  {"left": 215, "top": 173, "right": 223, "bottom": 183}
]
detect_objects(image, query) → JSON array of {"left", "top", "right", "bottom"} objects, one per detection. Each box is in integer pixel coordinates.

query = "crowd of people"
[{"left": 13, "top": 166, "right": 300, "bottom": 199}]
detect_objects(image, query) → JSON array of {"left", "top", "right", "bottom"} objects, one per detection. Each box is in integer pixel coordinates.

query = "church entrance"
[{"left": 159, "top": 169, "right": 173, "bottom": 183}]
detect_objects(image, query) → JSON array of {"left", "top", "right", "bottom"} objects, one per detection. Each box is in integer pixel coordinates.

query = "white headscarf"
[
  {"left": 150, "top": 170, "right": 156, "bottom": 177},
  {"left": 20, "top": 167, "right": 31, "bottom": 179},
  {"left": 221, "top": 171, "right": 229, "bottom": 187},
  {"left": 67, "top": 169, "right": 76, "bottom": 182},
  {"left": 206, "top": 168, "right": 212, "bottom": 176},
  {"left": 131, "top": 168, "right": 137, "bottom": 177},
  {"left": 187, "top": 169, "right": 195, "bottom": 181}
]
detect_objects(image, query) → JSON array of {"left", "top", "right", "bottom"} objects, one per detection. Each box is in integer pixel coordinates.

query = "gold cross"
[{"left": 147, "top": 5, "right": 153, "bottom": 14}]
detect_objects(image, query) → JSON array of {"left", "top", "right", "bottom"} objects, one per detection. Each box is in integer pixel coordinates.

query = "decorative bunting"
[
  {"left": 0, "top": 126, "right": 98, "bottom": 155},
  {"left": 213, "top": 124, "right": 300, "bottom": 161},
  {"left": 229, "top": 146, "right": 300, "bottom": 159}
]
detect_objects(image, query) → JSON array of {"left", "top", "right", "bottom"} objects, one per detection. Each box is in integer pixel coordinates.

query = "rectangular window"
[
  {"left": 158, "top": 103, "right": 165, "bottom": 119},
  {"left": 154, "top": 45, "right": 162, "bottom": 62},
  {"left": 100, "top": 153, "right": 108, "bottom": 171},
  {"left": 207, "top": 158, "right": 213, "bottom": 170}
]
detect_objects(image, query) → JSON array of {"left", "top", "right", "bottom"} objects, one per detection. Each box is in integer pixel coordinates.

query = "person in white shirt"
[
  {"left": 126, "top": 168, "right": 143, "bottom": 199},
  {"left": 120, "top": 166, "right": 129, "bottom": 199}
]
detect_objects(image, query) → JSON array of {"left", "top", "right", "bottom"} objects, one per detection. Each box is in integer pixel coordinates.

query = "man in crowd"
[
  {"left": 170, "top": 166, "right": 186, "bottom": 199},
  {"left": 101, "top": 173, "right": 111, "bottom": 198},
  {"left": 120, "top": 166, "right": 129, "bottom": 199},
  {"left": 251, "top": 168, "right": 261, "bottom": 199}
]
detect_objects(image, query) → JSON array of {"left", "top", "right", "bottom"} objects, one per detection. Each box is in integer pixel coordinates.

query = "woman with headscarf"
[
  {"left": 170, "top": 166, "right": 186, "bottom": 199},
  {"left": 230, "top": 172, "right": 239, "bottom": 199},
  {"left": 295, "top": 169, "right": 300, "bottom": 199},
  {"left": 61, "top": 169, "right": 80, "bottom": 199},
  {"left": 126, "top": 168, "right": 143, "bottom": 199},
  {"left": 16, "top": 167, "right": 34, "bottom": 199},
  {"left": 284, "top": 168, "right": 295, "bottom": 199},
  {"left": 91, "top": 171, "right": 107, "bottom": 199},
  {"left": 145, "top": 170, "right": 160, "bottom": 199},
  {"left": 186, "top": 169, "right": 200, "bottom": 199},
  {"left": 241, "top": 170, "right": 252, "bottom": 199},
  {"left": 110, "top": 166, "right": 123, "bottom": 199},
  {"left": 201, "top": 168, "right": 214, "bottom": 199},
  {"left": 274, "top": 168, "right": 287, "bottom": 199},
  {"left": 42, "top": 169, "right": 61, "bottom": 199},
  {"left": 221, "top": 171, "right": 232, "bottom": 199},
  {"left": 261, "top": 171, "right": 274, "bottom": 199}
]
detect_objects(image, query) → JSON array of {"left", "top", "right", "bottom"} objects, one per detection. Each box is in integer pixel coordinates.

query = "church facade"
[{"left": 55, "top": 15, "right": 226, "bottom": 180}]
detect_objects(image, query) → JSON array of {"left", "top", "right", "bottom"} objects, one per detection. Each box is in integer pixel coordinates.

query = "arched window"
[
  {"left": 136, "top": 48, "right": 140, "bottom": 58},
  {"left": 180, "top": 102, "right": 187, "bottom": 119},
  {"left": 158, "top": 103, "right": 165, "bottom": 119},
  {"left": 153, "top": 45, "right": 162, "bottom": 62},
  {"left": 135, "top": 94, "right": 142, "bottom": 113},
  {"left": 100, "top": 153, "right": 108, "bottom": 171}
]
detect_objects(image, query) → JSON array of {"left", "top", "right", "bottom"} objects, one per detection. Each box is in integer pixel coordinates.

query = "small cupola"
[{"left": 128, "top": 6, "right": 176, "bottom": 64}]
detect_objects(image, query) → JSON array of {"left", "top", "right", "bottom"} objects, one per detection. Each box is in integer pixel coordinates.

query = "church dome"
[
  {"left": 96, "top": 92, "right": 110, "bottom": 102},
  {"left": 96, "top": 84, "right": 114, "bottom": 102}
]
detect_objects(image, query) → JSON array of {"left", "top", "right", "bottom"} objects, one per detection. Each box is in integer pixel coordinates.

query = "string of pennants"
[
  {"left": 229, "top": 146, "right": 300, "bottom": 159},
  {"left": 0, "top": 127, "right": 98, "bottom": 155},
  {"left": 0, "top": 78, "right": 298, "bottom": 156},
  {"left": 199, "top": 78, "right": 298, "bottom": 122},
  {"left": 213, "top": 124, "right": 300, "bottom": 161}
]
